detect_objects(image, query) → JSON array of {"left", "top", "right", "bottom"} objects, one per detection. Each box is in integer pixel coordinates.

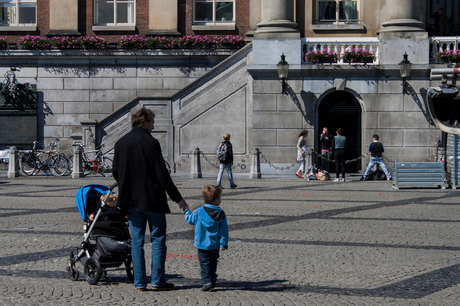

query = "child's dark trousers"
[{"left": 198, "top": 248, "right": 220, "bottom": 285}]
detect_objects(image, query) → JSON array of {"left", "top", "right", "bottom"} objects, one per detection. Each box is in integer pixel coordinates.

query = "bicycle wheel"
[
  {"left": 20, "top": 155, "right": 38, "bottom": 176},
  {"left": 48, "top": 153, "right": 69, "bottom": 176},
  {"left": 63, "top": 154, "right": 73, "bottom": 176},
  {"left": 100, "top": 157, "right": 113, "bottom": 177}
]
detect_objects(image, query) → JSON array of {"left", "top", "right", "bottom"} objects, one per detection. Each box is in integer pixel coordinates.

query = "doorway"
[{"left": 318, "top": 90, "right": 362, "bottom": 173}]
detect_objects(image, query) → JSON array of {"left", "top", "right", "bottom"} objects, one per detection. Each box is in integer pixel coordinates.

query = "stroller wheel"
[
  {"left": 67, "top": 265, "right": 79, "bottom": 281},
  {"left": 84, "top": 258, "right": 102, "bottom": 285},
  {"left": 125, "top": 258, "right": 134, "bottom": 282}
]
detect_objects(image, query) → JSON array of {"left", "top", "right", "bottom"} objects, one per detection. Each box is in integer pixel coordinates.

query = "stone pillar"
[
  {"left": 252, "top": 0, "right": 301, "bottom": 67},
  {"left": 7, "top": 146, "right": 18, "bottom": 178},
  {"left": 72, "top": 145, "right": 84, "bottom": 178},
  {"left": 190, "top": 148, "right": 202, "bottom": 179},
  {"left": 247, "top": 0, "right": 262, "bottom": 37},
  {"left": 147, "top": 0, "right": 181, "bottom": 36},
  {"left": 378, "top": 0, "right": 429, "bottom": 65},
  {"left": 80, "top": 120, "right": 98, "bottom": 149},
  {"left": 254, "top": 0, "right": 299, "bottom": 40},
  {"left": 47, "top": 0, "right": 80, "bottom": 36},
  {"left": 250, "top": 148, "right": 262, "bottom": 179}
]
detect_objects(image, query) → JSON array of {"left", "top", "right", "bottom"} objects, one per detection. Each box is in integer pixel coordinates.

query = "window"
[
  {"left": 317, "top": 0, "right": 358, "bottom": 23},
  {"left": 194, "top": 0, "right": 234, "bottom": 23},
  {"left": 94, "top": 0, "right": 135, "bottom": 26},
  {"left": 0, "top": 0, "right": 36, "bottom": 26}
]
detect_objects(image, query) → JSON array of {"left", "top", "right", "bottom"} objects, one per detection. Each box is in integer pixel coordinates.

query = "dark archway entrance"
[{"left": 318, "top": 91, "right": 362, "bottom": 173}]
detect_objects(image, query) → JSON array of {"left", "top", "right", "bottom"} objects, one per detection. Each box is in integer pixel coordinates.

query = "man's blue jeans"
[
  {"left": 198, "top": 249, "right": 220, "bottom": 285},
  {"left": 127, "top": 207, "right": 167, "bottom": 289},
  {"left": 217, "top": 163, "right": 235, "bottom": 186},
  {"left": 363, "top": 157, "right": 392, "bottom": 179}
]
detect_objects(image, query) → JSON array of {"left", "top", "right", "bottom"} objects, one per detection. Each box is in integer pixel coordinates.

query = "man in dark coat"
[
  {"left": 112, "top": 107, "right": 188, "bottom": 292},
  {"left": 436, "top": 8, "right": 450, "bottom": 36}
]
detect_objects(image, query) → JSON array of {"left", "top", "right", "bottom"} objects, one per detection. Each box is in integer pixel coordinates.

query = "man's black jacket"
[{"left": 112, "top": 127, "right": 182, "bottom": 213}]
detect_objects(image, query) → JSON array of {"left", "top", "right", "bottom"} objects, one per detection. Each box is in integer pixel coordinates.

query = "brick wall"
[{"left": 2, "top": 0, "right": 250, "bottom": 44}]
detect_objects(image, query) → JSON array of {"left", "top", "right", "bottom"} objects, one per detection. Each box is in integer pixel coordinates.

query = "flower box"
[
  {"left": 82, "top": 36, "right": 109, "bottom": 50},
  {"left": 117, "top": 35, "right": 147, "bottom": 49},
  {"left": 342, "top": 48, "right": 375, "bottom": 64},
  {"left": 436, "top": 50, "right": 460, "bottom": 63},
  {"left": 305, "top": 49, "right": 339, "bottom": 64},
  {"left": 19, "top": 35, "right": 50, "bottom": 50},
  {"left": 215, "top": 35, "right": 247, "bottom": 49}
]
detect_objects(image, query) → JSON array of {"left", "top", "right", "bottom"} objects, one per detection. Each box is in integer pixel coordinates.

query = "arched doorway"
[{"left": 318, "top": 90, "right": 362, "bottom": 173}]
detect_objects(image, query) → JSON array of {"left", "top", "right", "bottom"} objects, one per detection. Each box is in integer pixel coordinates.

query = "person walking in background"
[
  {"left": 360, "top": 134, "right": 392, "bottom": 181},
  {"left": 216, "top": 133, "right": 237, "bottom": 189},
  {"left": 184, "top": 185, "right": 228, "bottom": 292},
  {"left": 112, "top": 107, "right": 188, "bottom": 292},
  {"left": 332, "top": 127, "right": 346, "bottom": 182},
  {"left": 295, "top": 130, "right": 309, "bottom": 178},
  {"left": 319, "top": 127, "right": 332, "bottom": 172}
]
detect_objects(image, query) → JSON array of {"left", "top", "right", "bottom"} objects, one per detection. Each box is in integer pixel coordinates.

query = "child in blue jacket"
[{"left": 185, "top": 185, "right": 228, "bottom": 291}]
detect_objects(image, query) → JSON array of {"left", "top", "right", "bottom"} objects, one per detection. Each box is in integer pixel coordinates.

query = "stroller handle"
[{"left": 109, "top": 182, "right": 118, "bottom": 192}]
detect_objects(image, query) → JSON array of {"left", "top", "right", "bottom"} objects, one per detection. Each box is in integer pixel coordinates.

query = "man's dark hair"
[
  {"left": 373, "top": 134, "right": 379, "bottom": 140},
  {"left": 438, "top": 8, "right": 444, "bottom": 13},
  {"left": 131, "top": 108, "right": 155, "bottom": 128}
]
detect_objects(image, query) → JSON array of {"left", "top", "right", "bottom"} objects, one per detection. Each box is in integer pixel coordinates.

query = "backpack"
[{"left": 217, "top": 142, "right": 227, "bottom": 161}]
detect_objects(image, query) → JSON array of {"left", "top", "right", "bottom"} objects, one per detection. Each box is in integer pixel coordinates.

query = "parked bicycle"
[
  {"left": 72, "top": 143, "right": 113, "bottom": 177},
  {"left": 20, "top": 140, "right": 69, "bottom": 176}
]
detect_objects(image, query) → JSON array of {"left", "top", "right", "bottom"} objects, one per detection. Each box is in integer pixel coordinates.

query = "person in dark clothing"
[
  {"left": 216, "top": 133, "right": 237, "bottom": 189},
  {"left": 184, "top": 185, "right": 228, "bottom": 292},
  {"left": 112, "top": 107, "right": 188, "bottom": 292},
  {"left": 436, "top": 8, "right": 450, "bottom": 36},
  {"left": 331, "top": 127, "right": 346, "bottom": 182},
  {"left": 360, "top": 134, "right": 392, "bottom": 181},
  {"left": 319, "top": 127, "right": 332, "bottom": 172}
]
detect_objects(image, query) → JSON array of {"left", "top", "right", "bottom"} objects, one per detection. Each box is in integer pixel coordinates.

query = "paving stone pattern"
[{"left": 0, "top": 176, "right": 460, "bottom": 305}]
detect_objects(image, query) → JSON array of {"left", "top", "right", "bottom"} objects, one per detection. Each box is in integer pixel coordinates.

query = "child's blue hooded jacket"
[{"left": 185, "top": 204, "right": 228, "bottom": 250}]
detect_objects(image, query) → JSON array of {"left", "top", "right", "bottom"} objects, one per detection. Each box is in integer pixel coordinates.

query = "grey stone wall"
[
  {"left": 248, "top": 64, "right": 441, "bottom": 174},
  {"left": 0, "top": 46, "right": 443, "bottom": 177},
  {"left": 0, "top": 50, "right": 231, "bottom": 156}
]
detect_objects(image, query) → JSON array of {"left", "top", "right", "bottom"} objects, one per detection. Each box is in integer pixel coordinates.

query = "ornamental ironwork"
[{"left": 0, "top": 68, "right": 37, "bottom": 114}]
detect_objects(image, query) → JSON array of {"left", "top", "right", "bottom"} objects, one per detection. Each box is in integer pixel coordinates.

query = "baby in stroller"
[
  {"left": 67, "top": 183, "right": 133, "bottom": 285},
  {"left": 89, "top": 193, "right": 119, "bottom": 221}
]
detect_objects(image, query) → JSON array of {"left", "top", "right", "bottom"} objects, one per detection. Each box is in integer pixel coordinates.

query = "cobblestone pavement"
[{"left": 1, "top": 174, "right": 460, "bottom": 305}]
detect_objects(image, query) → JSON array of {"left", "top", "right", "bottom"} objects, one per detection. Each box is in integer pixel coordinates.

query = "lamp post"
[
  {"left": 277, "top": 53, "right": 289, "bottom": 95},
  {"left": 399, "top": 52, "right": 412, "bottom": 94}
]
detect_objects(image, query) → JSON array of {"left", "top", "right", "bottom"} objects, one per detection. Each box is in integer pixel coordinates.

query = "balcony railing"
[{"left": 301, "top": 37, "right": 379, "bottom": 64}]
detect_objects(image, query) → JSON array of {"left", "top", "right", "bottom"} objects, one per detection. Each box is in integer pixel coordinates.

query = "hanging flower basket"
[
  {"left": 435, "top": 50, "right": 460, "bottom": 63},
  {"left": 342, "top": 48, "right": 375, "bottom": 64},
  {"left": 305, "top": 49, "right": 339, "bottom": 64}
]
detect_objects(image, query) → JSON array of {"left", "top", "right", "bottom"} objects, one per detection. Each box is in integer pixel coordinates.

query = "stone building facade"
[{"left": 0, "top": 0, "right": 454, "bottom": 175}]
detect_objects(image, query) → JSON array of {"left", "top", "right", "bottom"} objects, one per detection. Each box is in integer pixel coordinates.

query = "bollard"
[
  {"left": 72, "top": 144, "right": 84, "bottom": 178},
  {"left": 7, "top": 146, "right": 18, "bottom": 178},
  {"left": 250, "top": 148, "right": 261, "bottom": 179},
  {"left": 305, "top": 148, "right": 313, "bottom": 170},
  {"left": 190, "top": 147, "right": 202, "bottom": 179}
]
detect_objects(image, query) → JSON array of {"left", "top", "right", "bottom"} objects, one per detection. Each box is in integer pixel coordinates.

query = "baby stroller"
[{"left": 67, "top": 183, "right": 133, "bottom": 285}]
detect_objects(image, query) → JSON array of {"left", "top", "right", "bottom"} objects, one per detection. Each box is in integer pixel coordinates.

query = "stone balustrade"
[{"left": 301, "top": 37, "right": 379, "bottom": 64}]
